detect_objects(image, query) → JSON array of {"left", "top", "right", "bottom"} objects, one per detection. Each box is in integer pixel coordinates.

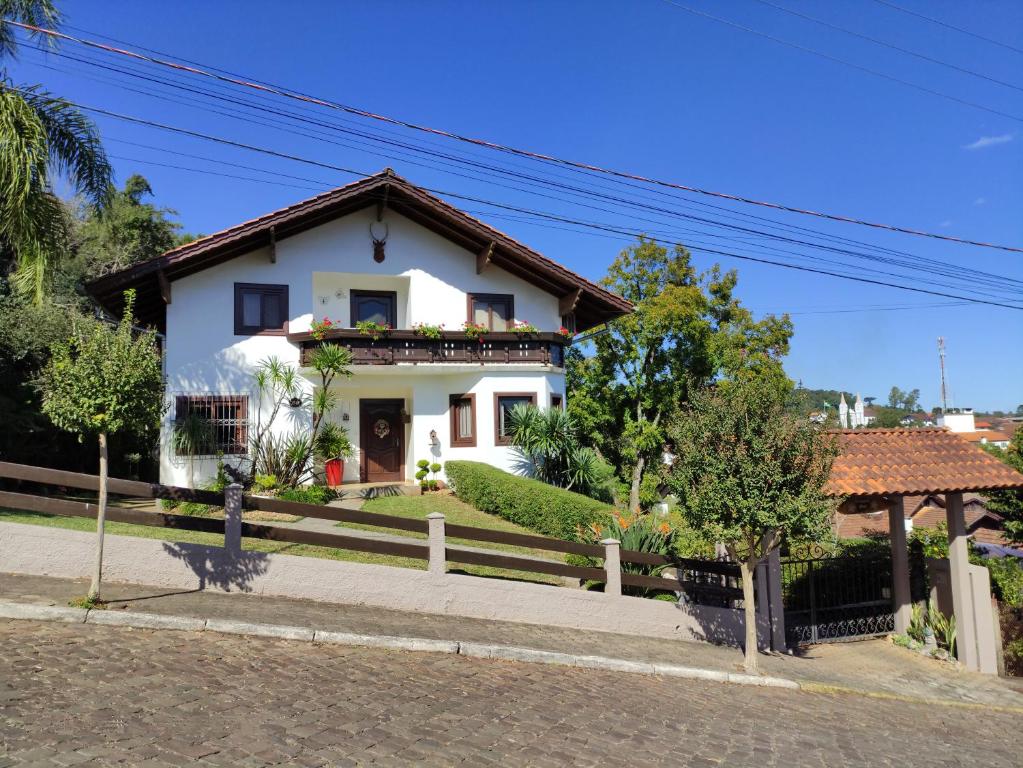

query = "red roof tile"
[{"left": 826, "top": 428, "right": 1023, "bottom": 496}]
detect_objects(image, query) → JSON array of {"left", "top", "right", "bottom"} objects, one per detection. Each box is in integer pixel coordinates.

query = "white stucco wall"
[{"left": 161, "top": 206, "right": 565, "bottom": 487}]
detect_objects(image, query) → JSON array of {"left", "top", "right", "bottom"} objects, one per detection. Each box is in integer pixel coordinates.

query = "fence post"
[
  {"left": 224, "top": 483, "right": 242, "bottom": 556},
  {"left": 427, "top": 512, "right": 446, "bottom": 576},
  {"left": 602, "top": 538, "right": 621, "bottom": 597}
]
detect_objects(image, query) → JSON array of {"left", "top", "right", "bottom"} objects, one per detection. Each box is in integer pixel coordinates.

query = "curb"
[{"left": 0, "top": 600, "right": 798, "bottom": 691}]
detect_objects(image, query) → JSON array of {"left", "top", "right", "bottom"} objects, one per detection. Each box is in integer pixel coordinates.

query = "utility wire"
[
  {"left": 658, "top": 1, "right": 1023, "bottom": 123},
  {"left": 870, "top": 0, "right": 1023, "bottom": 56},
  {"left": 21, "top": 90, "right": 1017, "bottom": 310},
  {"left": 752, "top": 0, "right": 1023, "bottom": 92},
  {"left": 43, "top": 31, "right": 996, "bottom": 271},
  {"left": 9, "top": 19, "right": 1023, "bottom": 253},
  {"left": 20, "top": 46, "right": 1023, "bottom": 298}
]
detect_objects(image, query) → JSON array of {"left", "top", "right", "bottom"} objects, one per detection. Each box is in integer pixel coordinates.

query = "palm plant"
[
  {"left": 1, "top": 1, "right": 112, "bottom": 301},
  {"left": 505, "top": 403, "right": 611, "bottom": 500},
  {"left": 171, "top": 411, "right": 214, "bottom": 489}
]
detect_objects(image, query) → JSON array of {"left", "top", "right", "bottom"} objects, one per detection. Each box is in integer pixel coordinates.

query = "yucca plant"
[
  {"left": 505, "top": 403, "right": 610, "bottom": 500},
  {"left": 171, "top": 412, "right": 214, "bottom": 488},
  {"left": 927, "top": 599, "right": 957, "bottom": 657}
]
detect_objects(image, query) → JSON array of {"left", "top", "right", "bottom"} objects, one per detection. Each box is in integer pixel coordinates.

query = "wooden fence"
[{"left": 0, "top": 461, "right": 741, "bottom": 604}]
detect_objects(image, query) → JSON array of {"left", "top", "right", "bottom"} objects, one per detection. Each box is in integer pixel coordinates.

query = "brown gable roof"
[
  {"left": 86, "top": 169, "right": 633, "bottom": 332},
  {"left": 826, "top": 428, "right": 1023, "bottom": 496}
]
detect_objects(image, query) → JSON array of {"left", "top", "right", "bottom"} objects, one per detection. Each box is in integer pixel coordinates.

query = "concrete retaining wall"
[{"left": 0, "top": 521, "right": 763, "bottom": 647}]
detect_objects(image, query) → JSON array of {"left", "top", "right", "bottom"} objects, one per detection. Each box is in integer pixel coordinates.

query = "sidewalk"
[{"left": 3, "top": 572, "right": 1021, "bottom": 709}]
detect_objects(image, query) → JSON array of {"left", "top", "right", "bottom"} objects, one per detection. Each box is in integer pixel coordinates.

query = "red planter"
[{"left": 325, "top": 458, "right": 344, "bottom": 488}]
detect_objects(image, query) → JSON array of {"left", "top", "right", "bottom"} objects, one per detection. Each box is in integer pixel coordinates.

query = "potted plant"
[
  {"left": 310, "top": 317, "right": 338, "bottom": 341},
  {"left": 512, "top": 320, "right": 539, "bottom": 336},
  {"left": 412, "top": 322, "right": 444, "bottom": 340},
  {"left": 462, "top": 320, "right": 488, "bottom": 344},
  {"left": 314, "top": 422, "right": 354, "bottom": 488},
  {"left": 355, "top": 320, "right": 392, "bottom": 341}
]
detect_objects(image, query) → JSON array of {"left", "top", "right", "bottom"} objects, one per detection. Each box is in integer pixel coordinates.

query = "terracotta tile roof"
[
  {"left": 834, "top": 511, "right": 890, "bottom": 538},
  {"left": 86, "top": 169, "right": 633, "bottom": 332},
  {"left": 971, "top": 526, "right": 1010, "bottom": 547},
  {"left": 826, "top": 428, "right": 1023, "bottom": 496},
  {"left": 958, "top": 430, "right": 1011, "bottom": 443}
]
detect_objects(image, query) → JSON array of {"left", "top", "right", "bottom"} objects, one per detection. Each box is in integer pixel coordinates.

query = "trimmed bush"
[
  {"left": 278, "top": 485, "right": 333, "bottom": 506},
  {"left": 444, "top": 460, "right": 612, "bottom": 539}
]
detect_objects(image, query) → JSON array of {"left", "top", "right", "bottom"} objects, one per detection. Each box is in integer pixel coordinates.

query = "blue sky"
[{"left": 12, "top": 0, "right": 1023, "bottom": 411}]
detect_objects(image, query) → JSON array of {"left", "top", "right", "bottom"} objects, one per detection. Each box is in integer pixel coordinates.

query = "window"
[
  {"left": 234, "top": 283, "right": 288, "bottom": 335},
  {"left": 449, "top": 394, "right": 476, "bottom": 447},
  {"left": 469, "top": 293, "right": 514, "bottom": 331},
  {"left": 494, "top": 392, "right": 537, "bottom": 445},
  {"left": 174, "top": 395, "right": 248, "bottom": 455},
  {"left": 351, "top": 290, "right": 397, "bottom": 327},
  {"left": 551, "top": 394, "right": 564, "bottom": 411},
  {"left": 560, "top": 313, "right": 576, "bottom": 335}
]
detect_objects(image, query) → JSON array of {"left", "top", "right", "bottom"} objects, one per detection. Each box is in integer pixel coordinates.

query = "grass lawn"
[{"left": 355, "top": 493, "right": 565, "bottom": 558}]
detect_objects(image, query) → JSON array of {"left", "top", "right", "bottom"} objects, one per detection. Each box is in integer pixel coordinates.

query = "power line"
[
  {"left": 31, "top": 90, "right": 1020, "bottom": 309},
  {"left": 870, "top": 0, "right": 1023, "bottom": 56},
  {"left": 48, "top": 26, "right": 1007, "bottom": 272},
  {"left": 659, "top": 0, "right": 1023, "bottom": 123},
  {"left": 20, "top": 46, "right": 1023, "bottom": 298},
  {"left": 751, "top": 0, "right": 1023, "bottom": 92},
  {"left": 9, "top": 19, "right": 1023, "bottom": 253}
]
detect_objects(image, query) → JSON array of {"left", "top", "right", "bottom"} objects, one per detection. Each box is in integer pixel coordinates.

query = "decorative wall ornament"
[{"left": 370, "top": 221, "right": 389, "bottom": 263}]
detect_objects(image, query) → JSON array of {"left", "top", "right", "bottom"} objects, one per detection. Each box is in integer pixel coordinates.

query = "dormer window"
[{"left": 469, "top": 293, "right": 513, "bottom": 331}]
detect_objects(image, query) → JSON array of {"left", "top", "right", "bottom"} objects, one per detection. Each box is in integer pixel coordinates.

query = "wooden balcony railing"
[{"left": 288, "top": 329, "right": 569, "bottom": 367}]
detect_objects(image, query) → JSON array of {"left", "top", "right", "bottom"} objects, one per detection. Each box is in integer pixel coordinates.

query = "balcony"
[{"left": 289, "top": 329, "right": 568, "bottom": 368}]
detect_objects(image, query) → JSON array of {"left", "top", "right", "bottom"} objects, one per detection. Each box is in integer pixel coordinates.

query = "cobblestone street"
[{"left": 1, "top": 620, "right": 1019, "bottom": 767}]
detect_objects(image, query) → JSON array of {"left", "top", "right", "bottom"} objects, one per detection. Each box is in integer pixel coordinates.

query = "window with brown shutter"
[
  {"left": 174, "top": 395, "right": 249, "bottom": 455},
  {"left": 551, "top": 394, "right": 564, "bottom": 411},
  {"left": 449, "top": 394, "right": 476, "bottom": 447},
  {"left": 234, "top": 283, "right": 288, "bottom": 335}
]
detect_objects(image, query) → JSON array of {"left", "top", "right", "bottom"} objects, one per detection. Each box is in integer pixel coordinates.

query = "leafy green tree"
[
  {"left": 40, "top": 291, "right": 164, "bottom": 601},
  {"left": 567, "top": 237, "right": 792, "bottom": 512},
  {"left": 982, "top": 429, "right": 1023, "bottom": 545},
  {"left": 1, "top": 0, "right": 112, "bottom": 301},
  {"left": 665, "top": 379, "right": 839, "bottom": 673},
  {"left": 887, "top": 386, "right": 920, "bottom": 411},
  {"left": 870, "top": 406, "right": 905, "bottom": 428},
  {"left": 72, "top": 174, "right": 186, "bottom": 277}
]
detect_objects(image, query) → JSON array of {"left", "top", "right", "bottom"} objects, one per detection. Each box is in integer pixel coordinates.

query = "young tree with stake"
[
  {"left": 665, "top": 378, "right": 838, "bottom": 673},
  {"left": 41, "top": 290, "right": 164, "bottom": 602}
]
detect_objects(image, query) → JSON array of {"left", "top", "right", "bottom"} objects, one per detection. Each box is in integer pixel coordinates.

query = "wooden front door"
[{"left": 359, "top": 399, "right": 404, "bottom": 482}]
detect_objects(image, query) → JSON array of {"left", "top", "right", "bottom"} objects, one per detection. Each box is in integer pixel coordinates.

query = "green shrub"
[
  {"left": 444, "top": 460, "right": 612, "bottom": 539},
  {"left": 987, "top": 557, "right": 1023, "bottom": 607},
  {"left": 278, "top": 485, "right": 332, "bottom": 506}
]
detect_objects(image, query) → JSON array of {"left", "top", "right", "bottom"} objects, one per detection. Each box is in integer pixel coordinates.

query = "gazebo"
[{"left": 827, "top": 427, "right": 1023, "bottom": 674}]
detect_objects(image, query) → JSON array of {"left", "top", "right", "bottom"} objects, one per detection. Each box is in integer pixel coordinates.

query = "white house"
[{"left": 88, "top": 170, "right": 632, "bottom": 487}]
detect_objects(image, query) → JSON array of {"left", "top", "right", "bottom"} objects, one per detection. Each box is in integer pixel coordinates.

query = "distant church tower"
[
  {"left": 854, "top": 393, "right": 865, "bottom": 428},
  {"left": 838, "top": 393, "right": 849, "bottom": 429}
]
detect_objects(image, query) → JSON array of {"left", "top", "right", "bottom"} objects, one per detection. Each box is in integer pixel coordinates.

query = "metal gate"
[{"left": 781, "top": 545, "right": 895, "bottom": 644}]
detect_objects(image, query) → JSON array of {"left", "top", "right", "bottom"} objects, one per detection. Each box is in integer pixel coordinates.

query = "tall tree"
[
  {"left": 567, "top": 237, "right": 792, "bottom": 511},
  {"left": 72, "top": 174, "right": 186, "bottom": 276},
  {"left": 1, "top": 0, "right": 112, "bottom": 301},
  {"left": 665, "top": 379, "right": 839, "bottom": 673},
  {"left": 41, "top": 291, "right": 164, "bottom": 601}
]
